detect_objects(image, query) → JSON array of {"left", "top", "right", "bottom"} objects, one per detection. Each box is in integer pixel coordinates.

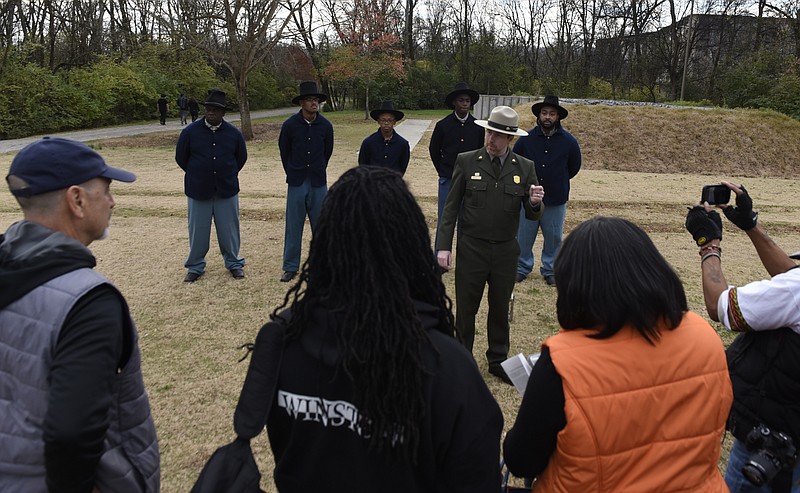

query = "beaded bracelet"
[
  {"left": 699, "top": 244, "right": 722, "bottom": 257},
  {"left": 701, "top": 251, "right": 721, "bottom": 263}
]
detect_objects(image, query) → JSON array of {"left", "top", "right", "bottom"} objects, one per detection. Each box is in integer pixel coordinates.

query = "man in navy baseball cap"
[{"left": 0, "top": 137, "right": 160, "bottom": 492}]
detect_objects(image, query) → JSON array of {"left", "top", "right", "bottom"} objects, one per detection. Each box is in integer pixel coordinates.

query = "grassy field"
[{"left": 1, "top": 104, "right": 799, "bottom": 490}]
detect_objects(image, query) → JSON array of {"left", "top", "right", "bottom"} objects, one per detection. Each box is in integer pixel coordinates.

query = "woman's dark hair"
[
  {"left": 272, "top": 166, "right": 455, "bottom": 462},
  {"left": 554, "top": 216, "right": 687, "bottom": 343}
]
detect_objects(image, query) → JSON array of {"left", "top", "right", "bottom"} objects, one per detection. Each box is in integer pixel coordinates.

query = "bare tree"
[
  {"left": 182, "top": 0, "right": 295, "bottom": 139},
  {"left": 0, "top": 0, "right": 21, "bottom": 73},
  {"left": 571, "top": 0, "right": 607, "bottom": 92},
  {"left": 404, "top": 0, "right": 417, "bottom": 59},
  {"left": 660, "top": 0, "right": 691, "bottom": 99},
  {"left": 763, "top": 0, "right": 800, "bottom": 62},
  {"left": 623, "top": 0, "right": 667, "bottom": 85},
  {"left": 682, "top": 0, "right": 746, "bottom": 98},
  {"left": 455, "top": 0, "right": 476, "bottom": 80},
  {"left": 504, "top": 0, "right": 553, "bottom": 81},
  {"left": 543, "top": 0, "right": 578, "bottom": 86},
  {"left": 286, "top": 0, "right": 342, "bottom": 107},
  {"left": 416, "top": 0, "right": 453, "bottom": 63}
]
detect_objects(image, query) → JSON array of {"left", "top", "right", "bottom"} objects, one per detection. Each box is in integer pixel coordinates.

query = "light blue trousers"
[
  {"left": 185, "top": 194, "right": 244, "bottom": 274},
  {"left": 282, "top": 179, "right": 326, "bottom": 272},
  {"left": 516, "top": 202, "right": 567, "bottom": 278}
]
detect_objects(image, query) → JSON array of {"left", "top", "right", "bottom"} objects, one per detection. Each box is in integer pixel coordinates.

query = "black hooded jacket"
[{"left": 264, "top": 301, "right": 504, "bottom": 492}]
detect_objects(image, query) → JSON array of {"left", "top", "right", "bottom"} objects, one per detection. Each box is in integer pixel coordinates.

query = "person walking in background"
[
  {"left": 428, "top": 82, "right": 485, "bottom": 250},
  {"left": 504, "top": 216, "right": 732, "bottom": 492},
  {"left": 240, "top": 166, "right": 503, "bottom": 491},
  {"left": 278, "top": 81, "right": 334, "bottom": 283},
  {"left": 188, "top": 96, "right": 200, "bottom": 122},
  {"left": 685, "top": 183, "right": 800, "bottom": 492},
  {"left": 514, "top": 95, "right": 581, "bottom": 286},
  {"left": 436, "top": 105, "right": 544, "bottom": 385},
  {"left": 358, "top": 101, "right": 410, "bottom": 175},
  {"left": 176, "top": 89, "right": 247, "bottom": 283},
  {"left": 0, "top": 137, "right": 160, "bottom": 492},
  {"left": 177, "top": 93, "right": 189, "bottom": 125},
  {"left": 157, "top": 94, "right": 169, "bottom": 125}
]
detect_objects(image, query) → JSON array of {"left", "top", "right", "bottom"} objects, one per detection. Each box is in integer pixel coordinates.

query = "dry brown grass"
[
  {"left": 0, "top": 104, "right": 798, "bottom": 491},
  {"left": 541, "top": 104, "right": 800, "bottom": 178}
]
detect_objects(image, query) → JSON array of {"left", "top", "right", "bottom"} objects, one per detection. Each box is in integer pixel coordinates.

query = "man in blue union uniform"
[
  {"left": 358, "top": 101, "right": 410, "bottom": 175},
  {"left": 429, "top": 82, "right": 485, "bottom": 250},
  {"left": 514, "top": 95, "right": 581, "bottom": 286}
]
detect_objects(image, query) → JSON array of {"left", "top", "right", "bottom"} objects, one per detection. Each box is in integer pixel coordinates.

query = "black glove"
[
  {"left": 723, "top": 184, "right": 758, "bottom": 230},
  {"left": 685, "top": 206, "right": 722, "bottom": 246}
]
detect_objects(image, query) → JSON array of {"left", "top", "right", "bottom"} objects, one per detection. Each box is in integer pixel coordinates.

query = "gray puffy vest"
[{"left": 0, "top": 268, "right": 160, "bottom": 492}]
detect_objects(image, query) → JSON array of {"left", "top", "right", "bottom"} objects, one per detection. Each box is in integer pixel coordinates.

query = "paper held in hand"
[{"left": 501, "top": 352, "right": 541, "bottom": 396}]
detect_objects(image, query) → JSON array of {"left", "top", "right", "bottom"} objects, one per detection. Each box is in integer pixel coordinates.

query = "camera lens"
[
  {"left": 742, "top": 452, "right": 781, "bottom": 487},
  {"left": 742, "top": 461, "right": 768, "bottom": 486}
]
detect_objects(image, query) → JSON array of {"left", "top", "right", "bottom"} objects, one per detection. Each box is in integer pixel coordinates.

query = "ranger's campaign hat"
[
  {"left": 531, "top": 95, "right": 569, "bottom": 120},
  {"left": 474, "top": 106, "right": 528, "bottom": 137},
  {"left": 370, "top": 101, "right": 405, "bottom": 122},
  {"left": 292, "top": 81, "right": 328, "bottom": 105},
  {"left": 7, "top": 137, "right": 136, "bottom": 197},
  {"left": 201, "top": 89, "right": 230, "bottom": 109},
  {"left": 445, "top": 82, "right": 480, "bottom": 108}
]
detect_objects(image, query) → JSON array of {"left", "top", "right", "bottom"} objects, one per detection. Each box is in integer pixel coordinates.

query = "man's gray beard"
[{"left": 97, "top": 228, "right": 109, "bottom": 241}]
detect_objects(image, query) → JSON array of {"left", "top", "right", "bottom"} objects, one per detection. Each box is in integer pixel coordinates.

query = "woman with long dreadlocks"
[{"left": 243, "top": 166, "right": 503, "bottom": 491}]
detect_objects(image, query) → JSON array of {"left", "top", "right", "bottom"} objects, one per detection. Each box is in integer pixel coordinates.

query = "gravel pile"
[{"left": 560, "top": 98, "right": 712, "bottom": 109}]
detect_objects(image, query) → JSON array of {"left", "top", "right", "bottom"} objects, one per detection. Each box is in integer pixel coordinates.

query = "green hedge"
[{"left": 0, "top": 43, "right": 292, "bottom": 139}]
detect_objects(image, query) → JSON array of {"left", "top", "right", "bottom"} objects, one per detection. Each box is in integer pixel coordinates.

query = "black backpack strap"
[{"left": 234, "top": 311, "right": 290, "bottom": 439}]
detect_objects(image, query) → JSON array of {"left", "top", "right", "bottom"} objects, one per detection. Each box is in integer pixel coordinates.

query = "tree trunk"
[
  {"left": 364, "top": 83, "right": 370, "bottom": 120},
  {"left": 236, "top": 75, "right": 254, "bottom": 140},
  {"left": 405, "top": 0, "right": 415, "bottom": 60}
]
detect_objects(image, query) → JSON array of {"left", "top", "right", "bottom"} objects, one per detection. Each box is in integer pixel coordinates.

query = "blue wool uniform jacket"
[
  {"left": 512, "top": 125, "right": 581, "bottom": 206},
  {"left": 358, "top": 130, "right": 410, "bottom": 175},
  {"left": 175, "top": 119, "right": 247, "bottom": 200},
  {"left": 428, "top": 113, "right": 485, "bottom": 179},
  {"left": 279, "top": 111, "right": 334, "bottom": 187}
]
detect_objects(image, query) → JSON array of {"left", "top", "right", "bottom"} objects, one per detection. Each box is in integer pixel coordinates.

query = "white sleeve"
[{"left": 717, "top": 268, "right": 800, "bottom": 333}]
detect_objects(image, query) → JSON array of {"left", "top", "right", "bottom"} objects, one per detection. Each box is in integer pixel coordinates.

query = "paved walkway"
[
  {"left": 0, "top": 107, "right": 298, "bottom": 154},
  {"left": 396, "top": 119, "right": 431, "bottom": 152},
  {"left": 0, "top": 110, "right": 433, "bottom": 154}
]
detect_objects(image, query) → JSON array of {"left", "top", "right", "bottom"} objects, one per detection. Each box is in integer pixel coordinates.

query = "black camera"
[{"left": 742, "top": 424, "right": 798, "bottom": 487}]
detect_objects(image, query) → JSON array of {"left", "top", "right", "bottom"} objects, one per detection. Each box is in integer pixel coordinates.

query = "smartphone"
[{"left": 701, "top": 185, "right": 731, "bottom": 205}]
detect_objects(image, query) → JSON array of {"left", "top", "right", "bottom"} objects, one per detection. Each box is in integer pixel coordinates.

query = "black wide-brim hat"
[
  {"left": 370, "top": 100, "right": 404, "bottom": 121},
  {"left": 445, "top": 82, "right": 480, "bottom": 108},
  {"left": 292, "top": 81, "right": 328, "bottom": 105},
  {"left": 531, "top": 95, "right": 568, "bottom": 120},
  {"left": 201, "top": 89, "right": 230, "bottom": 109}
]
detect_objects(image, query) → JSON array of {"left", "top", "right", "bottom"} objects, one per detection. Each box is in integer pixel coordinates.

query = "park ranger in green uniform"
[{"left": 436, "top": 105, "right": 545, "bottom": 385}]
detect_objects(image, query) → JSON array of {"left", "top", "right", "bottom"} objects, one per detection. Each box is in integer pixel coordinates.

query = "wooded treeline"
[{"left": 0, "top": 0, "right": 798, "bottom": 139}]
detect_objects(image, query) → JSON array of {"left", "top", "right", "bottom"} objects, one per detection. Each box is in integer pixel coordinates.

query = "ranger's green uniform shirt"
[{"left": 436, "top": 147, "right": 543, "bottom": 250}]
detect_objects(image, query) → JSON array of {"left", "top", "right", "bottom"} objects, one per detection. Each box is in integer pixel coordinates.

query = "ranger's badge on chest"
[{"left": 513, "top": 175, "right": 520, "bottom": 184}]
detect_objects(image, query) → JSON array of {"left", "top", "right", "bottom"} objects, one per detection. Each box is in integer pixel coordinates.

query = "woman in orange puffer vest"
[{"left": 503, "top": 216, "right": 733, "bottom": 493}]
